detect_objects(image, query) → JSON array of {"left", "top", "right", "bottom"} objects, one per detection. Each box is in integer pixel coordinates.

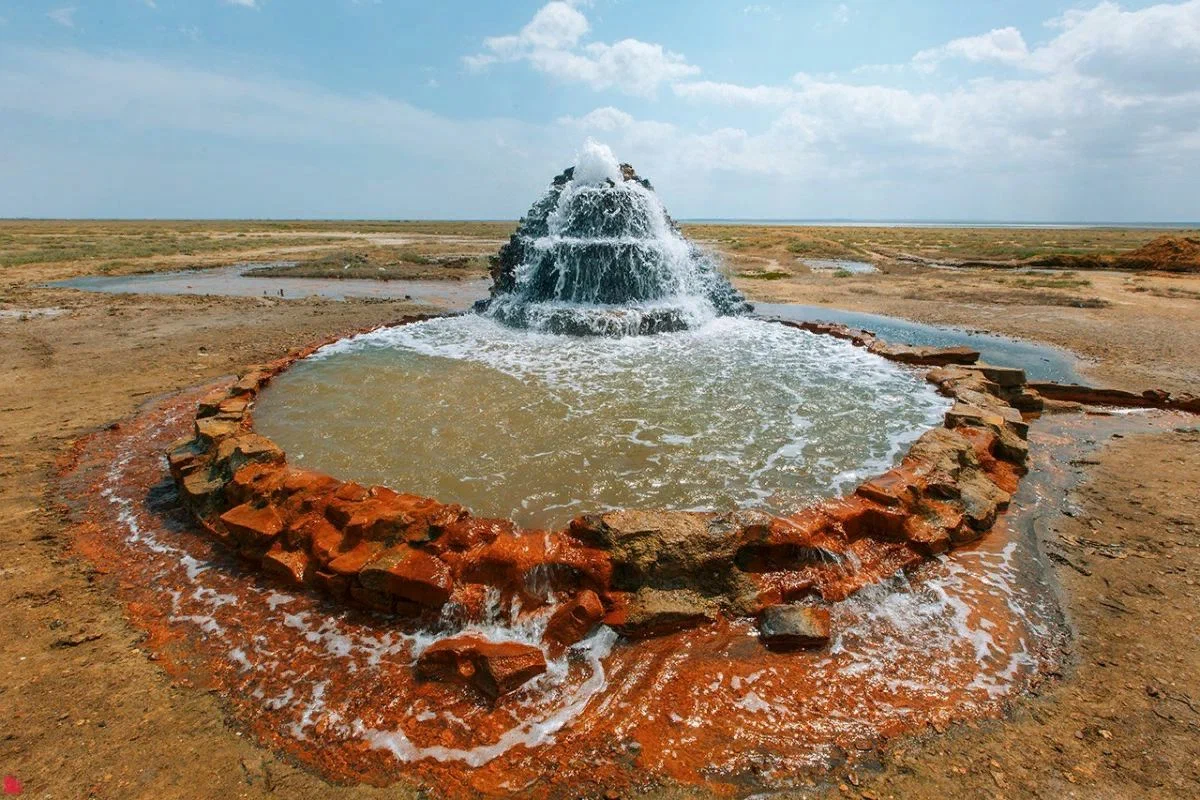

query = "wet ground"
[
  {"left": 55, "top": 375, "right": 1185, "bottom": 797},
  {"left": 48, "top": 263, "right": 489, "bottom": 309}
]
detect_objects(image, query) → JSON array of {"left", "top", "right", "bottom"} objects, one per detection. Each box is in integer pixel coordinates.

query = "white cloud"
[
  {"left": 832, "top": 3, "right": 850, "bottom": 26},
  {"left": 912, "top": 27, "right": 1029, "bottom": 73},
  {"left": 224, "top": 0, "right": 259, "bottom": 8},
  {"left": 673, "top": 80, "right": 796, "bottom": 106},
  {"left": 48, "top": 7, "right": 76, "bottom": 28},
  {"left": 464, "top": 1, "right": 698, "bottom": 97}
]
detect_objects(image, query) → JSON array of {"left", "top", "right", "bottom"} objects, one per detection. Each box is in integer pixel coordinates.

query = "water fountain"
[
  {"left": 57, "top": 142, "right": 1072, "bottom": 797},
  {"left": 476, "top": 140, "right": 751, "bottom": 335}
]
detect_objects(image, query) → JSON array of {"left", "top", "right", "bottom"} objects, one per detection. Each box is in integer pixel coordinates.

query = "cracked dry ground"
[{"left": 1, "top": 287, "right": 1198, "bottom": 798}]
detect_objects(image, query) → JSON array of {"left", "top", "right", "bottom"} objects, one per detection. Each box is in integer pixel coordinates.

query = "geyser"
[{"left": 476, "top": 140, "right": 751, "bottom": 336}]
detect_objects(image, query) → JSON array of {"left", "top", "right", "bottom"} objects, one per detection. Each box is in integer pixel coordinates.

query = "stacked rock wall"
[{"left": 166, "top": 313, "right": 1188, "bottom": 695}]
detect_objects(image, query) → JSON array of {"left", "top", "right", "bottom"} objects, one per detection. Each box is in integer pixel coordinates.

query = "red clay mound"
[
  {"left": 1119, "top": 235, "right": 1200, "bottom": 273},
  {"left": 1030, "top": 234, "right": 1200, "bottom": 273}
]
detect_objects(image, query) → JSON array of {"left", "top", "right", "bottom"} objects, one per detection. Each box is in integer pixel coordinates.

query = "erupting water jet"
[{"left": 476, "top": 140, "right": 751, "bottom": 335}]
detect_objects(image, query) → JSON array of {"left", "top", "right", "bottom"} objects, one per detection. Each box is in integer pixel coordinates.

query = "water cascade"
[{"left": 476, "top": 140, "right": 751, "bottom": 335}]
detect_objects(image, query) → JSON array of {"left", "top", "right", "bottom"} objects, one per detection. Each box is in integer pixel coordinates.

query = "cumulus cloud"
[
  {"left": 912, "top": 27, "right": 1029, "bottom": 73},
  {"left": 464, "top": 1, "right": 698, "bottom": 97}
]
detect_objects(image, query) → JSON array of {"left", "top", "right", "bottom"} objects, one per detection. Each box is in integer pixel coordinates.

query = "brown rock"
[
  {"left": 868, "top": 342, "right": 979, "bottom": 366},
  {"left": 757, "top": 604, "right": 831, "bottom": 650},
  {"left": 196, "top": 387, "right": 231, "bottom": 418},
  {"left": 544, "top": 590, "right": 605, "bottom": 649},
  {"left": 613, "top": 587, "right": 717, "bottom": 637},
  {"left": 326, "top": 540, "right": 385, "bottom": 576},
  {"left": 225, "top": 462, "right": 286, "bottom": 506},
  {"left": 970, "top": 364, "right": 1026, "bottom": 388},
  {"left": 230, "top": 369, "right": 271, "bottom": 396},
  {"left": 262, "top": 545, "right": 312, "bottom": 586},
  {"left": 416, "top": 636, "right": 547, "bottom": 698},
  {"left": 194, "top": 416, "right": 240, "bottom": 444},
  {"left": 179, "top": 469, "right": 226, "bottom": 510},
  {"left": 855, "top": 470, "right": 919, "bottom": 507},
  {"left": 214, "top": 434, "right": 285, "bottom": 475},
  {"left": 568, "top": 509, "right": 740, "bottom": 595},
  {"left": 359, "top": 546, "right": 454, "bottom": 608},
  {"left": 166, "top": 438, "right": 206, "bottom": 479},
  {"left": 219, "top": 502, "right": 284, "bottom": 548}
]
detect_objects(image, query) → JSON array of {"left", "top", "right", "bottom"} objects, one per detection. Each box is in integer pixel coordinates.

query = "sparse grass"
[
  {"left": 833, "top": 268, "right": 854, "bottom": 278},
  {"left": 243, "top": 247, "right": 489, "bottom": 281},
  {"left": 738, "top": 270, "right": 792, "bottom": 280},
  {"left": 1010, "top": 275, "right": 1093, "bottom": 289}
]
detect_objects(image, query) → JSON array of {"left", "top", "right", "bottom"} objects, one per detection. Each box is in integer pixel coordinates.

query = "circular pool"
[{"left": 254, "top": 315, "right": 950, "bottom": 529}]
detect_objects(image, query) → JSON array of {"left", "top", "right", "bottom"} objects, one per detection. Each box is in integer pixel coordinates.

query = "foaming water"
[
  {"left": 254, "top": 315, "right": 950, "bottom": 529},
  {"left": 62, "top": 389, "right": 1171, "bottom": 795},
  {"left": 480, "top": 141, "right": 749, "bottom": 335}
]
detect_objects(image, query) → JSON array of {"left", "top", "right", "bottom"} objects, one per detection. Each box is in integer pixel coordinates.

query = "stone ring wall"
[{"left": 165, "top": 313, "right": 1187, "bottom": 696}]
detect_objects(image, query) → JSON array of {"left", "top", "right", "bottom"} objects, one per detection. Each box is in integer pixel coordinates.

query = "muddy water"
[
  {"left": 58, "top": 382, "right": 1185, "bottom": 797},
  {"left": 48, "top": 263, "right": 489, "bottom": 308},
  {"left": 253, "top": 316, "right": 950, "bottom": 529}
]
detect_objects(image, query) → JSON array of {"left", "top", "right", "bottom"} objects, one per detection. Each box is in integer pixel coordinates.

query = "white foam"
[{"left": 572, "top": 139, "right": 623, "bottom": 186}]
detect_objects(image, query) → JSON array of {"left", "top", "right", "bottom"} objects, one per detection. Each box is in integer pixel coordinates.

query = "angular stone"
[
  {"left": 568, "top": 509, "right": 739, "bottom": 594},
  {"left": 757, "top": 604, "right": 831, "bottom": 650},
  {"left": 180, "top": 469, "right": 225, "bottom": 510},
  {"left": 225, "top": 462, "right": 286, "bottom": 506},
  {"left": 543, "top": 589, "right": 605, "bottom": 649},
  {"left": 904, "top": 516, "right": 952, "bottom": 556},
  {"left": 359, "top": 546, "right": 454, "bottom": 608},
  {"left": 214, "top": 434, "right": 285, "bottom": 476},
  {"left": 416, "top": 636, "right": 547, "bottom": 698},
  {"left": 196, "top": 387, "right": 231, "bottom": 418},
  {"left": 613, "top": 587, "right": 717, "bottom": 637},
  {"left": 262, "top": 545, "right": 312, "bottom": 586},
  {"left": 167, "top": 438, "right": 206, "bottom": 479},
  {"left": 1007, "top": 388, "right": 1044, "bottom": 412},
  {"left": 855, "top": 470, "right": 919, "bottom": 507},
  {"left": 970, "top": 364, "right": 1026, "bottom": 388},
  {"left": 956, "top": 472, "right": 1012, "bottom": 534},
  {"left": 217, "top": 395, "right": 251, "bottom": 417},
  {"left": 326, "top": 540, "right": 385, "bottom": 576},
  {"left": 194, "top": 416, "right": 240, "bottom": 444},
  {"left": 308, "top": 518, "right": 350, "bottom": 566},
  {"left": 868, "top": 342, "right": 979, "bottom": 366},
  {"left": 312, "top": 569, "right": 351, "bottom": 599},
  {"left": 219, "top": 502, "right": 284, "bottom": 548},
  {"left": 230, "top": 369, "right": 271, "bottom": 396}
]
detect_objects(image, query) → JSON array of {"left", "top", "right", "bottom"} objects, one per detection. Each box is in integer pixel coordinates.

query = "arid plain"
[{"left": 2, "top": 220, "right": 1199, "bottom": 798}]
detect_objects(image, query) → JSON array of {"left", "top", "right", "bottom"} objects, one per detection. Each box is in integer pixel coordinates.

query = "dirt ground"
[{"left": 1, "top": 222, "right": 1198, "bottom": 798}]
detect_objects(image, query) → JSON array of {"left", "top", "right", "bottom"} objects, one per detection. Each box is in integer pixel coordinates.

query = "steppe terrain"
[{"left": 2, "top": 220, "right": 1198, "bottom": 798}]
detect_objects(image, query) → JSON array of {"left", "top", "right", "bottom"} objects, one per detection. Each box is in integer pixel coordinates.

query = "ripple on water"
[{"left": 255, "top": 315, "right": 951, "bottom": 529}]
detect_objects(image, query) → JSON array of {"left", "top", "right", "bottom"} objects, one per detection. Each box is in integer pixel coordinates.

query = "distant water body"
[{"left": 682, "top": 219, "right": 1198, "bottom": 230}]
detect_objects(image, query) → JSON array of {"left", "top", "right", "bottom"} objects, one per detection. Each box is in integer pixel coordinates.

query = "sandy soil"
[{"left": 2, "top": 225, "right": 1199, "bottom": 798}]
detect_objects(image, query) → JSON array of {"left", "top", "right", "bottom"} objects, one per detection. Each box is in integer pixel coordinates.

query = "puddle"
[
  {"left": 46, "top": 263, "right": 488, "bottom": 310},
  {"left": 800, "top": 259, "right": 878, "bottom": 274},
  {"left": 754, "top": 303, "right": 1082, "bottom": 383}
]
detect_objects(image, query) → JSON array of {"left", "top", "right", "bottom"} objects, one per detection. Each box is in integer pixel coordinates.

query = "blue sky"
[{"left": 1, "top": 0, "right": 1198, "bottom": 221}]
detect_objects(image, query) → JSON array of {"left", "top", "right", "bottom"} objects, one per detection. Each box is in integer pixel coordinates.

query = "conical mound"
[{"left": 476, "top": 141, "right": 750, "bottom": 336}]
